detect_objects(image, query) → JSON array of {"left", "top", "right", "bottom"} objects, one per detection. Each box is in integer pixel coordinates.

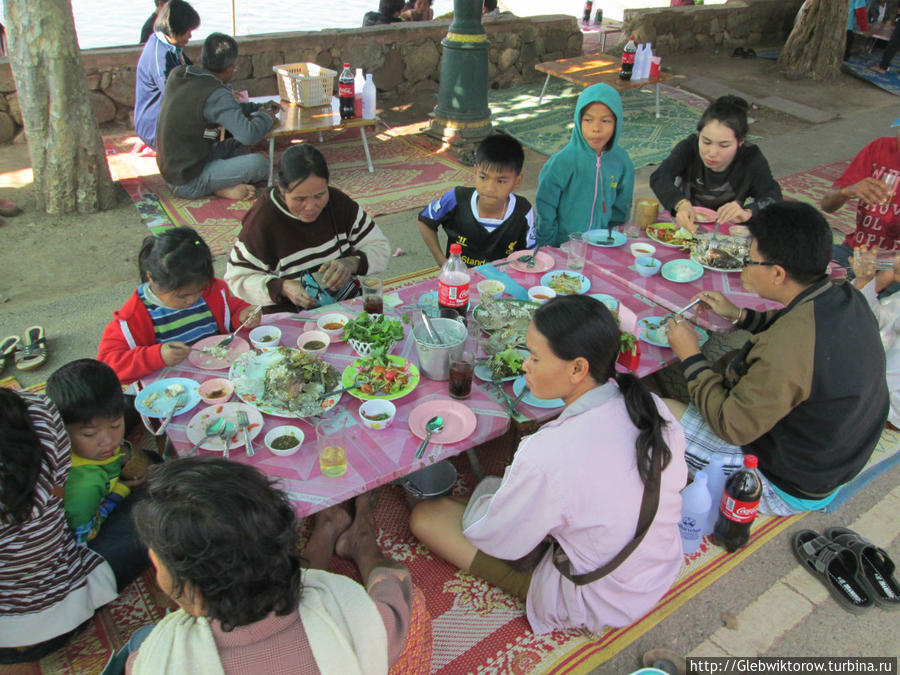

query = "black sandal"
[
  {"left": 792, "top": 529, "right": 873, "bottom": 614},
  {"left": 0, "top": 335, "right": 18, "bottom": 373},
  {"left": 732, "top": 47, "right": 746, "bottom": 57},
  {"left": 15, "top": 325, "right": 48, "bottom": 371},
  {"left": 825, "top": 527, "right": 900, "bottom": 610}
]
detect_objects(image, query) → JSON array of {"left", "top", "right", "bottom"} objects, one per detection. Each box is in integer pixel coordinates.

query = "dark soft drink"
[
  {"left": 448, "top": 360, "right": 473, "bottom": 399},
  {"left": 438, "top": 243, "right": 470, "bottom": 321},
  {"left": 619, "top": 36, "right": 637, "bottom": 80},
  {"left": 712, "top": 454, "right": 762, "bottom": 553},
  {"left": 363, "top": 297, "right": 383, "bottom": 315},
  {"left": 338, "top": 63, "right": 355, "bottom": 119},
  {"left": 582, "top": 0, "right": 593, "bottom": 23}
]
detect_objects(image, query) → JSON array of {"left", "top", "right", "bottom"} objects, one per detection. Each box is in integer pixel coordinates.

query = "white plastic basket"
[
  {"left": 273, "top": 62, "right": 336, "bottom": 107},
  {"left": 348, "top": 338, "right": 395, "bottom": 358}
]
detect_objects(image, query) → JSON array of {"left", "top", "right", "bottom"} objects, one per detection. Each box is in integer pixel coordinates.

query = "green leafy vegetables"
[{"left": 344, "top": 312, "right": 404, "bottom": 349}]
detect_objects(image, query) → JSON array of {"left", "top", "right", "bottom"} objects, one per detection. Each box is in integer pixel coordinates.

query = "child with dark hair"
[
  {"left": 0, "top": 389, "right": 117, "bottom": 663},
  {"left": 417, "top": 133, "right": 535, "bottom": 266},
  {"left": 98, "top": 227, "right": 258, "bottom": 385},
  {"left": 536, "top": 83, "right": 634, "bottom": 247},
  {"left": 46, "top": 359, "right": 155, "bottom": 591},
  {"left": 363, "top": 0, "right": 405, "bottom": 25},
  {"left": 650, "top": 95, "right": 782, "bottom": 233},
  {"left": 411, "top": 295, "right": 687, "bottom": 634},
  {"left": 134, "top": 0, "right": 201, "bottom": 151}
]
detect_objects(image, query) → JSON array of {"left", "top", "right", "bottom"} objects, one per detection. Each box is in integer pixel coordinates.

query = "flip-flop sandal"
[
  {"left": 0, "top": 335, "right": 19, "bottom": 373},
  {"left": 15, "top": 326, "right": 48, "bottom": 371},
  {"left": 732, "top": 47, "right": 746, "bottom": 57},
  {"left": 743, "top": 48, "right": 757, "bottom": 59},
  {"left": 825, "top": 527, "right": 900, "bottom": 610},
  {"left": 792, "top": 529, "right": 873, "bottom": 614}
]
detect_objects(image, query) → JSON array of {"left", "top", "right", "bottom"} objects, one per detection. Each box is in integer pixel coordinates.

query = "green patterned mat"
[{"left": 489, "top": 80, "right": 710, "bottom": 168}]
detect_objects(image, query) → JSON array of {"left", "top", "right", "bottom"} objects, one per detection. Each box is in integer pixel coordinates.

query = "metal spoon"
[
  {"left": 155, "top": 391, "right": 189, "bottom": 436},
  {"left": 218, "top": 421, "right": 237, "bottom": 460},
  {"left": 215, "top": 306, "right": 262, "bottom": 349},
  {"left": 420, "top": 310, "right": 445, "bottom": 346},
  {"left": 414, "top": 416, "right": 444, "bottom": 459},
  {"left": 186, "top": 417, "right": 225, "bottom": 457}
]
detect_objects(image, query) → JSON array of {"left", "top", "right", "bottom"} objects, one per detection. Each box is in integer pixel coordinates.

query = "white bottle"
[
  {"left": 354, "top": 68, "right": 365, "bottom": 117},
  {"left": 643, "top": 43, "right": 654, "bottom": 79},
  {"left": 635, "top": 43, "right": 650, "bottom": 80},
  {"left": 679, "top": 471, "right": 712, "bottom": 555},
  {"left": 362, "top": 73, "right": 377, "bottom": 119},
  {"left": 703, "top": 456, "right": 730, "bottom": 535}
]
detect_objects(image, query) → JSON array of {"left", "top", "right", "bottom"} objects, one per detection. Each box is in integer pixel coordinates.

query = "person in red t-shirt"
[{"left": 822, "top": 116, "right": 900, "bottom": 294}]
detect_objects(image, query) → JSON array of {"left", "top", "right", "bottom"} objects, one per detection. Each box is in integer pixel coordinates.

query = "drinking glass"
[
  {"left": 567, "top": 232, "right": 587, "bottom": 271},
  {"left": 316, "top": 417, "right": 348, "bottom": 477},
  {"left": 361, "top": 276, "right": 383, "bottom": 315},
  {"left": 448, "top": 351, "right": 475, "bottom": 399},
  {"left": 883, "top": 172, "right": 899, "bottom": 202}
]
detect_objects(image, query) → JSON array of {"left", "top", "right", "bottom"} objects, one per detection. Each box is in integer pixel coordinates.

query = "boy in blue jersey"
[{"left": 417, "top": 134, "right": 535, "bottom": 267}]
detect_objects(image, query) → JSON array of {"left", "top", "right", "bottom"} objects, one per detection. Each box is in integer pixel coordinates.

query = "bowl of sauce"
[
  {"left": 199, "top": 377, "right": 234, "bottom": 405},
  {"left": 316, "top": 313, "right": 351, "bottom": 339},
  {"left": 249, "top": 325, "right": 282, "bottom": 352},
  {"left": 264, "top": 425, "right": 305, "bottom": 456},
  {"left": 358, "top": 399, "right": 397, "bottom": 431},
  {"left": 528, "top": 285, "right": 557, "bottom": 304},
  {"left": 297, "top": 329, "right": 331, "bottom": 356}
]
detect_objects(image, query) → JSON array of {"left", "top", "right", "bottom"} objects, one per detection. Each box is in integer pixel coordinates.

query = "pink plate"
[
  {"left": 188, "top": 335, "right": 251, "bottom": 370},
  {"left": 506, "top": 250, "right": 555, "bottom": 273},
  {"left": 184, "top": 402, "right": 264, "bottom": 452},
  {"left": 692, "top": 206, "right": 718, "bottom": 223},
  {"left": 408, "top": 399, "right": 477, "bottom": 444}
]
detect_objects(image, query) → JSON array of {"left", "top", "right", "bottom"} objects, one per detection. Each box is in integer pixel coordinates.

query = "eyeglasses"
[{"left": 742, "top": 257, "right": 777, "bottom": 268}]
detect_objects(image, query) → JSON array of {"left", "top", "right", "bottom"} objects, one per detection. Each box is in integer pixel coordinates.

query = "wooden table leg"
[
  {"left": 360, "top": 126, "right": 374, "bottom": 173},
  {"left": 537, "top": 73, "right": 551, "bottom": 104},
  {"left": 267, "top": 137, "right": 275, "bottom": 187}
]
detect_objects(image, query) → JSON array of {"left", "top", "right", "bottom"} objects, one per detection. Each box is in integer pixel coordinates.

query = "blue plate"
[
  {"left": 540, "top": 270, "right": 591, "bottom": 295},
  {"left": 418, "top": 290, "right": 439, "bottom": 317},
  {"left": 584, "top": 229, "right": 627, "bottom": 247},
  {"left": 661, "top": 258, "right": 704, "bottom": 283},
  {"left": 638, "top": 317, "right": 709, "bottom": 349},
  {"left": 589, "top": 293, "right": 619, "bottom": 311},
  {"left": 135, "top": 377, "right": 201, "bottom": 418},
  {"left": 512, "top": 376, "right": 565, "bottom": 409}
]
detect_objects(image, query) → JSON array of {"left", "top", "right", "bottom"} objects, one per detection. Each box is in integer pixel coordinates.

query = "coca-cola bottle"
[
  {"left": 338, "top": 63, "right": 355, "bottom": 120},
  {"left": 619, "top": 36, "right": 637, "bottom": 80},
  {"left": 438, "top": 243, "right": 471, "bottom": 319},
  {"left": 582, "top": 0, "right": 593, "bottom": 23},
  {"left": 712, "top": 454, "right": 762, "bottom": 553}
]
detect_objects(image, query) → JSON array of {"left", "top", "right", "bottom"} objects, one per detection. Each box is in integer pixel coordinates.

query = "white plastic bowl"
[
  {"left": 635, "top": 256, "right": 662, "bottom": 277},
  {"left": 264, "top": 425, "right": 305, "bottom": 456},
  {"left": 249, "top": 325, "right": 281, "bottom": 351},
  {"left": 198, "top": 378, "right": 234, "bottom": 405},
  {"left": 358, "top": 399, "right": 397, "bottom": 430},
  {"left": 528, "top": 285, "right": 557, "bottom": 304},
  {"left": 477, "top": 279, "right": 505, "bottom": 299},
  {"left": 297, "top": 330, "right": 331, "bottom": 355},
  {"left": 316, "top": 313, "right": 350, "bottom": 339},
  {"left": 630, "top": 242, "right": 657, "bottom": 258}
]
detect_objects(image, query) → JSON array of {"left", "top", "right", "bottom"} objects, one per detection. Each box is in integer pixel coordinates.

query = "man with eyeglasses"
[
  {"left": 156, "top": 32, "right": 280, "bottom": 201},
  {"left": 664, "top": 201, "right": 888, "bottom": 515}
]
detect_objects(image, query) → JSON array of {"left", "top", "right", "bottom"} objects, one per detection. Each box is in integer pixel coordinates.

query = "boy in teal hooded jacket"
[{"left": 535, "top": 83, "right": 634, "bottom": 247}]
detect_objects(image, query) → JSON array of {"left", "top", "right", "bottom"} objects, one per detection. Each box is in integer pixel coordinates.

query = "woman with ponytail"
[{"left": 410, "top": 295, "right": 687, "bottom": 634}]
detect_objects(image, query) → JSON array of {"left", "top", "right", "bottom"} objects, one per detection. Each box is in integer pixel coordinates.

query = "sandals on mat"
[
  {"left": 792, "top": 529, "right": 874, "bottom": 614},
  {"left": 0, "top": 335, "right": 18, "bottom": 373},
  {"left": 824, "top": 527, "right": 900, "bottom": 610},
  {"left": 14, "top": 326, "right": 48, "bottom": 371}
]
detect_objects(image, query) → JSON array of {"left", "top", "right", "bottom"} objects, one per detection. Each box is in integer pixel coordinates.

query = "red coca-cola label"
[
  {"left": 438, "top": 281, "right": 469, "bottom": 307},
  {"left": 338, "top": 81, "right": 354, "bottom": 97},
  {"left": 719, "top": 492, "right": 759, "bottom": 523},
  {"left": 622, "top": 52, "right": 635, "bottom": 65}
]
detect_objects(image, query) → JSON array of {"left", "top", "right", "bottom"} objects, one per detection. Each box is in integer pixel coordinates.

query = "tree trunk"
[
  {"left": 778, "top": 0, "right": 850, "bottom": 80},
  {"left": 6, "top": 0, "right": 116, "bottom": 214}
]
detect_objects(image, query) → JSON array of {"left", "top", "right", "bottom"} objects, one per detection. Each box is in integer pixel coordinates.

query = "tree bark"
[
  {"left": 778, "top": 0, "right": 850, "bottom": 80},
  {"left": 6, "top": 0, "right": 116, "bottom": 214}
]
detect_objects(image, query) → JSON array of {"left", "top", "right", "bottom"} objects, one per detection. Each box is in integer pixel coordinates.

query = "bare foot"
[
  {"left": 304, "top": 504, "right": 351, "bottom": 569},
  {"left": 335, "top": 491, "right": 379, "bottom": 561},
  {"left": 871, "top": 65, "right": 888, "bottom": 73},
  {"left": 214, "top": 184, "right": 256, "bottom": 201}
]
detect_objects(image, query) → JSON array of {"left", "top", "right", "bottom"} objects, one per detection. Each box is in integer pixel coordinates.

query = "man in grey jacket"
[{"left": 156, "top": 32, "right": 279, "bottom": 201}]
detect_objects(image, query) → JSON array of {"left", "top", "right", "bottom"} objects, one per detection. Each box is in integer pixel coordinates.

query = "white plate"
[
  {"left": 135, "top": 377, "right": 201, "bottom": 418},
  {"left": 512, "top": 375, "right": 564, "bottom": 409},
  {"left": 184, "top": 402, "right": 264, "bottom": 452},
  {"left": 584, "top": 229, "right": 627, "bottom": 247}
]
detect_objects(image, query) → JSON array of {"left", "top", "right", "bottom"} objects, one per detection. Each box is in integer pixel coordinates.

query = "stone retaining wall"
[
  {"left": 621, "top": 0, "right": 804, "bottom": 55},
  {"left": 0, "top": 14, "right": 581, "bottom": 144}
]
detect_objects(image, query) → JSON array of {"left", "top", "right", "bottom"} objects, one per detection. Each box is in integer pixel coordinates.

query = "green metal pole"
[{"left": 427, "top": 0, "right": 492, "bottom": 153}]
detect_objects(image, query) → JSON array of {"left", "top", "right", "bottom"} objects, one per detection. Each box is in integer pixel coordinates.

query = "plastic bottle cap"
[
  {"left": 343, "top": 62, "right": 350, "bottom": 68},
  {"left": 744, "top": 454, "right": 758, "bottom": 468},
  {"left": 449, "top": 243, "right": 462, "bottom": 255}
]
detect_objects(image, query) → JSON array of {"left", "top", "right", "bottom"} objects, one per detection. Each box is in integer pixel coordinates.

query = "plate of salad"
[
  {"left": 340, "top": 351, "right": 420, "bottom": 400},
  {"left": 474, "top": 348, "right": 527, "bottom": 382}
]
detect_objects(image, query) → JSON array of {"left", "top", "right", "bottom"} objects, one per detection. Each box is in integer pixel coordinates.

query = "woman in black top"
[{"left": 650, "top": 96, "right": 782, "bottom": 233}]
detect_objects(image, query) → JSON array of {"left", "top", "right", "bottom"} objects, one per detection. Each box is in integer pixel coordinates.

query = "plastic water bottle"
[
  {"left": 338, "top": 63, "right": 354, "bottom": 119},
  {"left": 703, "top": 456, "right": 730, "bottom": 536},
  {"left": 438, "top": 243, "right": 470, "bottom": 318},
  {"left": 362, "top": 74, "right": 377, "bottom": 119},
  {"left": 713, "top": 455, "right": 762, "bottom": 553},
  {"left": 354, "top": 68, "right": 365, "bottom": 118},
  {"left": 679, "top": 471, "right": 711, "bottom": 555},
  {"left": 619, "top": 36, "right": 637, "bottom": 80}
]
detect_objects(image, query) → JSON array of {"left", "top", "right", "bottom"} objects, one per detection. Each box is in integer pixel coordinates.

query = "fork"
[
  {"left": 215, "top": 306, "right": 262, "bottom": 349},
  {"left": 236, "top": 410, "right": 254, "bottom": 457}
]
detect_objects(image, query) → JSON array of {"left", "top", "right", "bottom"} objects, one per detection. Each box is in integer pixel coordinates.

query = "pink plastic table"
[{"left": 144, "top": 304, "right": 510, "bottom": 519}]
